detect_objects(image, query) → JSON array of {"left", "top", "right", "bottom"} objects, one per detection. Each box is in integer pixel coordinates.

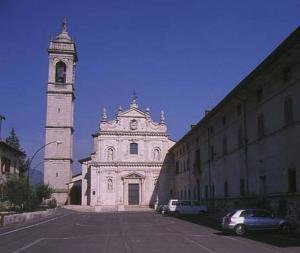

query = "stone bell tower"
[{"left": 44, "top": 18, "right": 78, "bottom": 205}]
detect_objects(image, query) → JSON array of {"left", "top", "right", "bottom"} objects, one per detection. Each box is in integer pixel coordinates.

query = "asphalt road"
[{"left": 0, "top": 209, "right": 299, "bottom": 253}]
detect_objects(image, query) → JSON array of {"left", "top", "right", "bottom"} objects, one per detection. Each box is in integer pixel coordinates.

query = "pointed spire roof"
[{"left": 56, "top": 17, "right": 72, "bottom": 42}]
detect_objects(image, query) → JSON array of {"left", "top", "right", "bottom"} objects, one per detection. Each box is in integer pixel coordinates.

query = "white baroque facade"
[{"left": 80, "top": 98, "right": 175, "bottom": 211}]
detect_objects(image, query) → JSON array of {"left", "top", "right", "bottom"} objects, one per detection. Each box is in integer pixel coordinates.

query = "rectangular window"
[
  {"left": 283, "top": 67, "right": 292, "bottom": 83},
  {"left": 130, "top": 143, "right": 138, "bottom": 154},
  {"left": 175, "top": 161, "right": 179, "bottom": 175},
  {"left": 194, "top": 149, "right": 201, "bottom": 172},
  {"left": 257, "top": 113, "right": 265, "bottom": 140},
  {"left": 240, "top": 179, "right": 245, "bottom": 196},
  {"left": 237, "top": 103, "right": 242, "bottom": 117},
  {"left": 224, "top": 181, "right": 228, "bottom": 198},
  {"left": 222, "top": 116, "right": 226, "bottom": 127},
  {"left": 288, "top": 168, "right": 297, "bottom": 193},
  {"left": 284, "top": 97, "right": 294, "bottom": 126},
  {"left": 257, "top": 88, "right": 263, "bottom": 103},
  {"left": 205, "top": 185, "right": 209, "bottom": 200},
  {"left": 259, "top": 175, "right": 267, "bottom": 197},
  {"left": 1, "top": 157, "right": 11, "bottom": 175},
  {"left": 222, "top": 136, "right": 227, "bottom": 155}
]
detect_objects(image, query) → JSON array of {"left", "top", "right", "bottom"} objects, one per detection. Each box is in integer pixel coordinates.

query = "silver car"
[{"left": 222, "top": 209, "right": 296, "bottom": 235}]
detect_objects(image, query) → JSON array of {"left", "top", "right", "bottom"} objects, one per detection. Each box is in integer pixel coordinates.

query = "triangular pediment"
[
  {"left": 122, "top": 172, "right": 145, "bottom": 179},
  {"left": 118, "top": 108, "right": 147, "bottom": 118}
]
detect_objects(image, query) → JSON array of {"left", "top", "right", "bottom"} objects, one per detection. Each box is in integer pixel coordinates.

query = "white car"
[{"left": 167, "top": 199, "right": 208, "bottom": 215}]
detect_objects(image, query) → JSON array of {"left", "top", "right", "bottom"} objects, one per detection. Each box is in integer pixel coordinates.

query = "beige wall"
[{"left": 171, "top": 27, "right": 300, "bottom": 218}]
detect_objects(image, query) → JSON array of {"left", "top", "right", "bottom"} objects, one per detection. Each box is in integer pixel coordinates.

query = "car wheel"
[
  {"left": 234, "top": 224, "right": 246, "bottom": 236},
  {"left": 280, "top": 223, "right": 291, "bottom": 234}
]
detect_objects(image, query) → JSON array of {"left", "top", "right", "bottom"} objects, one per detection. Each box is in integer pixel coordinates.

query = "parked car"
[
  {"left": 222, "top": 209, "right": 297, "bottom": 236},
  {"left": 167, "top": 199, "right": 208, "bottom": 216}
]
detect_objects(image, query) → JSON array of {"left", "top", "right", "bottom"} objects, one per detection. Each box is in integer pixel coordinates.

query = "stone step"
[{"left": 62, "top": 205, "right": 95, "bottom": 212}]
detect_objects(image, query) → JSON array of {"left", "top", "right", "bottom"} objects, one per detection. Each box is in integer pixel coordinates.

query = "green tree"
[
  {"left": 35, "top": 184, "right": 52, "bottom": 203},
  {"left": 19, "top": 158, "right": 30, "bottom": 177},
  {"left": 4, "top": 176, "right": 31, "bottom": 211},
  {"left": 5, "top": 128, "right": 21, "bottom": 150}
]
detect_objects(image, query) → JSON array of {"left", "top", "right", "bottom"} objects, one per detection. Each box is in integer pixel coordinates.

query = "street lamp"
[
  {"left": 0, "top": 115, "right": 6, "bottom": 140},
  {"left": 27, "top": 140, "right": 62, "bottom": 185}
]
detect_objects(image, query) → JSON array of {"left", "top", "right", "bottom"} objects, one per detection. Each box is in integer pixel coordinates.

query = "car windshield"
[{"left": 171, "top": 201, "right": 179, "bottom": 206}]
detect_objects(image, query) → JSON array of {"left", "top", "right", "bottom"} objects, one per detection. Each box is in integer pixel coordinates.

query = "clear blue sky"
[{"left": 1, "top": 0, "right": 300, "bottom": 173}]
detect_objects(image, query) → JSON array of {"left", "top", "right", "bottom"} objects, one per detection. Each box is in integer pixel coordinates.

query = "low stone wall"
[{"left": 0, "top": 208, "right": 56, "bottom": 227}]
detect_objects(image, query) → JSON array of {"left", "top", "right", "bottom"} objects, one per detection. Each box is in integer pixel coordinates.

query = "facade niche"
[
  {"left": 153, "top": 148, "right": 161, "bottom": 161},
  {"left": 107, "top": 147, "right": 114, "bottom": 161}
]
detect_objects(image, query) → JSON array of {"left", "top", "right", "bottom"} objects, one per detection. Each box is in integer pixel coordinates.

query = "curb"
[{"left": 0, "top": 208, "right": 56, "bottom": 227}]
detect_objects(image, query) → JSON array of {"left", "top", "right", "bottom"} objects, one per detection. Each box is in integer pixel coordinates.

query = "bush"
[
  {"left": 3, "top": 176, "right": 42, "bottom": 212},
  {"left": 35, "top": 184, "right": 52, "bottom": 203},
  {"left": 4, "top": 176, "right": 30, "bottom": 211}
]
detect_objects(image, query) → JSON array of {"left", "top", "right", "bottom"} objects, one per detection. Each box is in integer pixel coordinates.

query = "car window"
[
  {"left": 226, "top": 210, "right": 237, "bottom": 217},
  {"left": 253, "top": 210, "right": 272, "bottom": 217},
  {"left": 181, "top": 201, "right": 190, "bottom": 206},
  {"left": 171, "top": 201, "right": 179, "bottom": 206},
  {"left": 240, "top": 210, "right": 253, "bottom": 217}
]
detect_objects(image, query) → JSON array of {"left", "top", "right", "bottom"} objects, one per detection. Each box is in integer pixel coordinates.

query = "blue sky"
[{"left": 0, "top": 0, "right": 300, "bottom": 173}]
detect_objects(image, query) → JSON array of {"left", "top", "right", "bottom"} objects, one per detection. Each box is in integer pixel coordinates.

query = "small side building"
[{"left": 0, "top": 140, "right": 25, "bottom": 183}]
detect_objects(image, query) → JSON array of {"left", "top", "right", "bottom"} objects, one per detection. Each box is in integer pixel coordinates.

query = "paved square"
[{"left": 0, "top": 210, "right": 299, "bottom": 253}]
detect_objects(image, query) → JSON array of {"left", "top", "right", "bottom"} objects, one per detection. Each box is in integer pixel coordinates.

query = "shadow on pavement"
[{"left": 172, "top": 214, "right": 300, "bottom": 248}]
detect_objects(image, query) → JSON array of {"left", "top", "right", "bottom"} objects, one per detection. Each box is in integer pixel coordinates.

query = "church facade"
[
  {"left": 44, "top": 20, "right": 175, "bottom": 208},
  {"left": 80, "top": 98, "right": 175, "bottom": 211}
]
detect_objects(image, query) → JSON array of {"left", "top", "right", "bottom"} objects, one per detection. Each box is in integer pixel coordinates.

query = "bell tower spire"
[{"left": 44, "top": 18, "right": 78, "bottom": 205}]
